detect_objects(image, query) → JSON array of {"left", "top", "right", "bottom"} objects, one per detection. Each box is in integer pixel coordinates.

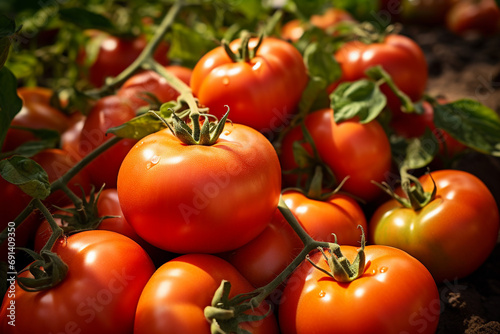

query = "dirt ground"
[{"left": 402, "top": 24, "right": 500, "bottom": 334}]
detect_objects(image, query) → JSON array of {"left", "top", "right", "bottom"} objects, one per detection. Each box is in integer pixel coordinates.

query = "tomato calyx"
[
  {"left": 160, "top": 106, "right": 230, "bottom": 145},
  {"left": 204, "top": 280, "right": 270, "bottom": 334},
  {"left": 223, "top": 31, "right": 264, "bottom": 63},
  {"left": 53, "top": 184, "right": 118, "bottom": 234},
  {"left": 306, "top": 225, "right": 366, "bottom": 282},
  {"left": 373, "top": 166, "right": 437, "bottom": 210}
]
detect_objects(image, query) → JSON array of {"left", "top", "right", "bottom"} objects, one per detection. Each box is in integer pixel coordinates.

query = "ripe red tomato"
[
  {"left": 280, "top": 108, "right": 392, "bottom": 202},
  {"left": 390, "top": 100, "right": 466, "bottom": 158},
  {"left": 80, "top": 30, "right": 170, "bottom": 87},
  {"left": 282, "top": 190, "right": 368, "bottom": 245},
  {"left": 330, "top": 34, "right": 428, "bottom": 116},
  {"left": 117, "top": 124, "right": 282, "bottom": 253},
  {"left": 134, "top": 254, "right": 279, "bottom": 334},
  {"left": 220, "top": 208, "right": 303, "bottom": 288},
  {"left": 117, "top": 65, "right": 192, "bottom": 111},
  {"left": 369, "top": 170, "right": 500, "bottom": 282},
  {"left": 281, "top": 8, "right": 355, "bottom": 42},
  {"left": 446, "top": 0, "right": 500, "bottom": 36},
  {"left": 2, "top": 87, "right": 71, "bottom": 152},
  {"left": 278, "top": 245, "right": 440, "bottom": 334},
  {"left": 77, "top": 95, "right": 137, "bottom": 188},
  {"left": 190, "top": 37, "right": 308, "bottom": 133},
  {"left": 0, "top": 230, "right": 155, "bottom": 333}
]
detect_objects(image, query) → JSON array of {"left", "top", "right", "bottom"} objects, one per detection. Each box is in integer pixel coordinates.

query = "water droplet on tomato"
[
  {"left": 380, "top": 266, "right": 388, "bottom": 273},
  {"left": 318, "top": 290, "right": 326, "bottom": 298},
  {"left": 151, "top": 155, "right": 160, "bottom": 164},
  {"left": 222, "top": 77, "right": 229, "bottom": 85}
]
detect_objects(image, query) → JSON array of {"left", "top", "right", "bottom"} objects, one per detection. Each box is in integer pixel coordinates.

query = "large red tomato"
[
  {"left": 330, "top": 34, "right": 428, "bottom": 116},
  {"left": 117, "top": 65, "right": 192, "bottom": 111},
  {"left": 190, "top": 37, "right": 308, "bottom": 133},
  {"left": 117, "top": 123, "right": 281, "bottom": 253},
  {"left": 134, "top": 254, "right": 279, "bottom": 333},
  {"left": 280, "top": 108, "right": 392, "bottom": 202},
  {"left": 369, "top": 170, "right": 500, "bottom": 282},
  {"left": 220, "top": 208, "right": 303, "bottom": 288},
  {"left": 446, "top": 0, "right": 500, "bottom": 36},
  {"left": 0, "top": 230, "right": 155, "bottom": 333},
  {"left": 77, "top": 95, "right": 137, "bottom": 188},
  {"left": 80, "top": 31, "right": 169, "bottom": 87},
  {"left": 279, "top": 245, "right": 440, "bottom": 334},
  {"left": 282, "top": 190, "right": 368, "bottom": 245}
]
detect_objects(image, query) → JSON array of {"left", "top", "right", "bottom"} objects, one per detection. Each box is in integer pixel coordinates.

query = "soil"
[{"left": 401, "top": 24, "right": 500, "bottom": 334}]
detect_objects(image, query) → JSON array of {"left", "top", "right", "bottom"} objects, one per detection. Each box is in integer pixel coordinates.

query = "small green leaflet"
[
  {"left": 433, "top": 99, "right": 500, "bottom": 156},
  {"left": 330, "top": 79, "right": 387, "bottom": 124},
  {"left": 0, "top": 67, "right": 23, "bottom": 149},
  {"left": 0, "top": 156, "right": 51, "bottom": 200},
  {"left": 303, "top": 42, "right": 341, "bottom": 87},
  {"left": 392, "top": 128, "right": 439, "bottom": 169}
]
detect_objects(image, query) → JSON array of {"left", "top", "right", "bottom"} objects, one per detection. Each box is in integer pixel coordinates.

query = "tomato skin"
[
  {"left": 280, "top": 108, "right": 392, "bottom": 202},
  {"left": 281, "top": 8, "right": 355, "bottom": 42},
  {"left": 77, "top": 95, "right": 137, "bottom": 188},
  {"left": 117, "top": 65, "right": 192, "bottom": 111},
  {"left": 278, "top": 245, "right": 440, "bottom": 334},
  {"left": 282, "top": 190, "right": 368, "bottom": 245},
  {"left": 446, "top": 0, "right": 500, "bottom": 36},
  {"left": 134, "top": 253, "right": 279, "bottom": 333},
  {"left": 369, "top": 170, "right": 500, "bottom": 282},
  {"left": 0, "top": 230, "right": 155, "bottom": 334},
  {"left": 81, "top": 31, "right": 169, "bottom": 87},
  {"left": 2, "top": 87, "right": 71, "bottom": 152},
  {"left": 330, "top": 34, "right": 428, "bottom": 116},
  {"left": 190, "top": 37, "right": 308, "bottom": 133},
  {"left": 220, "top": 208, "right": 303, "bottom": 288},
  {"left": 117, "top": 124, "right": 281, "bottom": 254}
]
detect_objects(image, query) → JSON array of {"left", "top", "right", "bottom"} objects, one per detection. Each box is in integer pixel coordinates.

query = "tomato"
[
  {"left": 61, "top": 113, "right": 86, "bottom": 162},
  {"left": 390, "top": 100, "right": 466, "bottom": 158},
  {"left": 134, "top": 254, "right": 279, "bottom": 334},
  {"left": 80, "top": 30, "right": 170, "bottom": 87},
  {"left": 281, "top": 8, "right": 356, "bottom": 42},
  {"left": 190, "top": 37, "right": 308, "bottom": 133},
  {"left": 117, "top": 65, "right": 192, "bottom": 111},
  {"left": 220, "top": 208, "right": 303, "bottom": 288},
  {"left": 446, "top": 0, "right": 500, "bottom": 36},
  {"left": 369, "top": 170, "right": 500, "bottom": 282},
  {"left": 329, "top": 34, "right": 428, "bottom": 116},
  {"left": 77, "top": 95, "right": 137, "bottom": 188},
  {"left": 282, "top": 190, "right": 368, "bottom": 245},
  {"left": 278, "top": 245, "right": 440, "bottom": 334},
  {"left": 0, "top": 230, "right": 155, "bottom": 333},
  {"left": 280, "top": 108, "right": 392, "bottom": 202},
  {"left": 0, "top": 148, "right": 91, "bottom": 227},
  {"left": 2, "top": 87, "right": 71, "bottom": 152},
  {"left": 117, "top": 123, "right": 281, "bottom": 254}
]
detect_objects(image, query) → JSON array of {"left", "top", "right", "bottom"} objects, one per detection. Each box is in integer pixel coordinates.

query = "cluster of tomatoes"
[{"left": 1, "top": 3, "right": 500, "bottom": 334}]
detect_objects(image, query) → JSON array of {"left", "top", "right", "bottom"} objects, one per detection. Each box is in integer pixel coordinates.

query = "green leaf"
[
  {"left": 334, "top": 0, "right": 380, "bottom": 23},
  {"left": 0, "top": 66, "right": 22, "bottom": 149},
  {"left": 59, "top": 8, "right": 116, "bottom": 33},
  {"left": 107, "top": 102, "right": 177, "bottom": 140},
  {"left": 0, "top": 36, "right": 11, "bottom": 70},
  {"left": 396, "top": 128, "right": 439, "bottom": 169},
  {"left": 291, "top": 0, "right": 330, "bottom": 19},
  {"left": 330, "top": 79, "right": 387, "bottom": 123},
  {"left": 0, "top": 156, "right": 51, "bottom": 200},
  {"left": 433, "top": 99, "right": 500, "bottom": 156},
  {"left": 232, "top": 0, "right": 263, "bottom": 20},
  {"left": 168, "top": 23, "right": 217, "bottom": 68},
  {"left": 303, "top": 42, "right": 341, "bottom": 86}
]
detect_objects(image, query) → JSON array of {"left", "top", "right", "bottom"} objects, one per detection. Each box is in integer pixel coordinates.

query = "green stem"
[
  {"left": 85, "top": 1, "right": 184, "bottom": 98},
  {"left": 33, "top": 199, "right": 64, "bottom": 252},
  {"left": 277, "top": 196, "right": 315, "bottom": 246}
]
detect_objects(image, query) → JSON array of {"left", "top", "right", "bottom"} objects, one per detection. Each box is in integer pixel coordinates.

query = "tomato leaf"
[
  {"left": 303, "top": 42, "right": 341, "bottom": 86},
  {"left": 433, "top": 99, "right": 500, "bottom": 156},
  {"left": 0, "top": 156, "right": 51, "bottom": 200},
  {"left": 168, "top": 23, "right": 217, "bottom": 68},
  {"left": 394, "top": 128, "right": 439, "bottom": 169},
  {"left": 334, "top": 0, "right": 380, "bottom": 22},
  {"left": 59, "top": 8, "right": 116, "bottom": 33},
  {"left": 107, "top": 101, "right": 177, "bottom": 140},
  {"left": 232, "top": 0, "right": 264, "bottom": 20},
  {"left": 0, "top": 66, "right": 23, "bottom": 149},
  {"left": 330, "top": 79, "right": 387, "bottom": 123},
  {"left": 290, "top": 0, "right": 331, "bottom": 18}
]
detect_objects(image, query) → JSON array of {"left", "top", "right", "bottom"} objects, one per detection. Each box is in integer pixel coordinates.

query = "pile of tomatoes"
[{"left": 1, "top": 1, "right": 500, "bottom": 333}]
